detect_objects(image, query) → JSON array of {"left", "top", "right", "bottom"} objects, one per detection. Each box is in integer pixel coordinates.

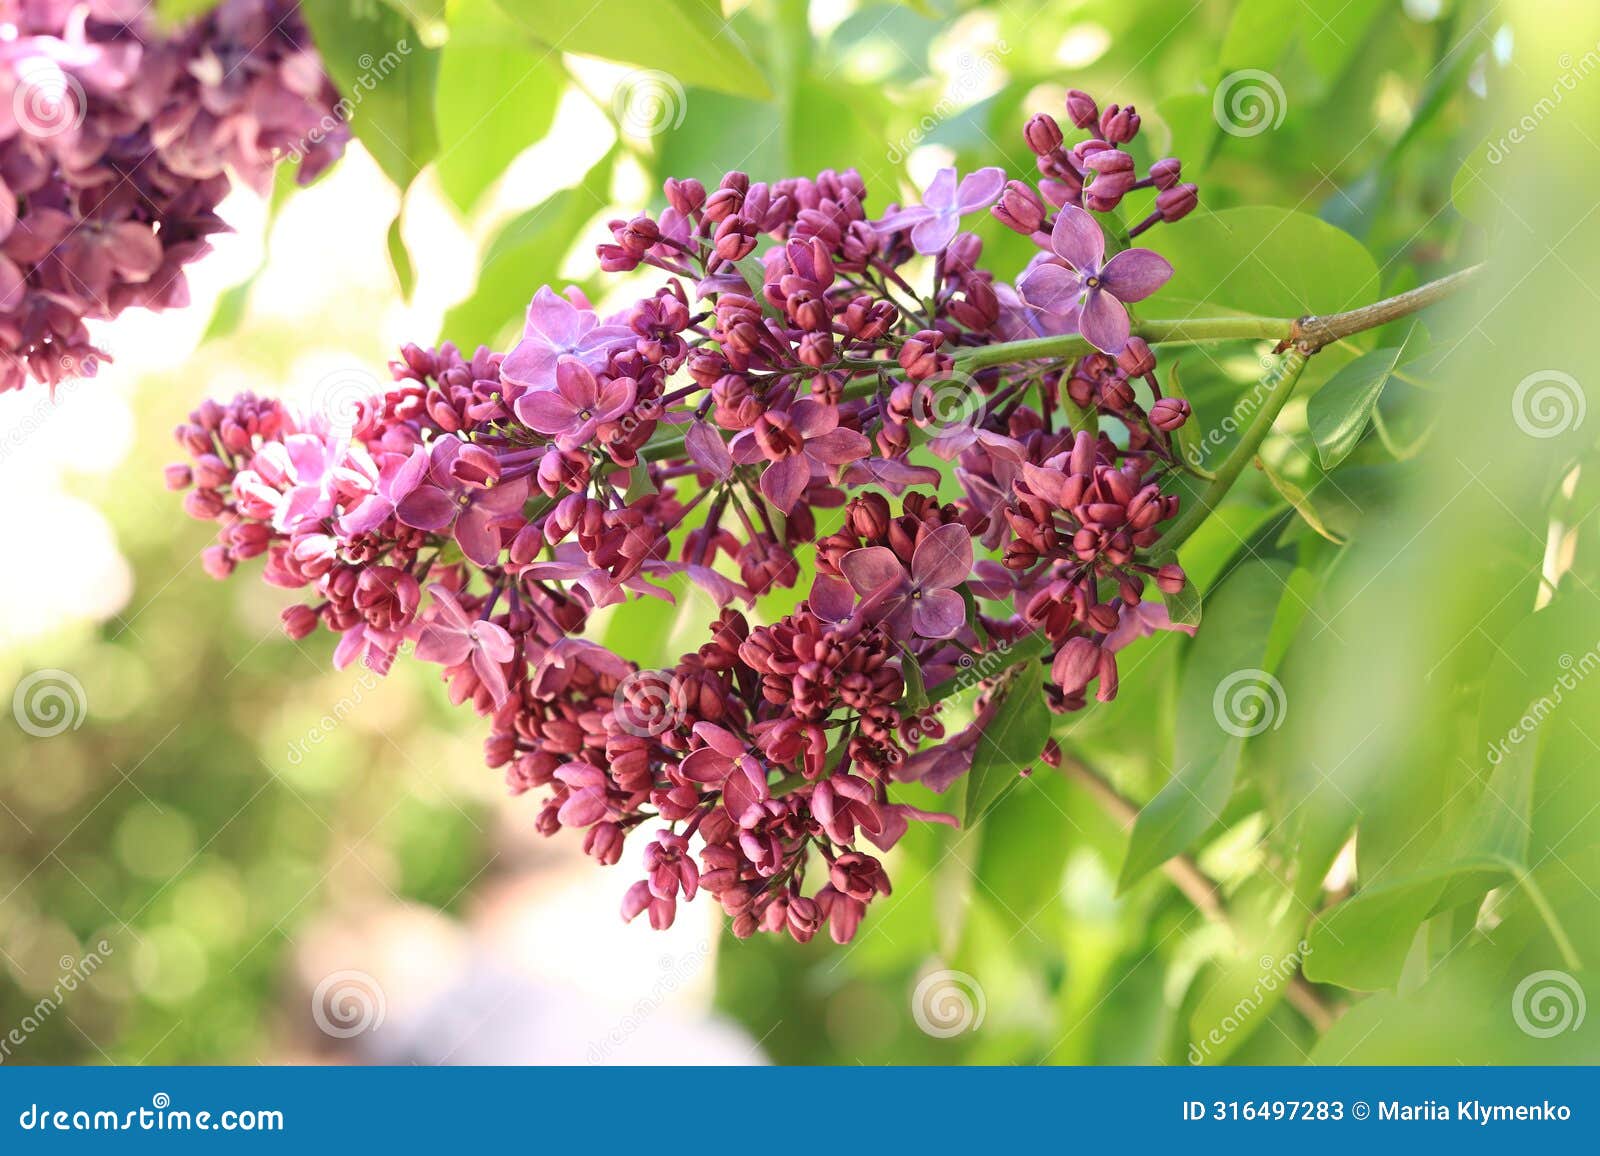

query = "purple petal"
[
  {"left": 555, "top": 356, "right": 599, "bottom": 407},
  {"left": 684, "top": 422, "right": 733, "bottom": 479},
  {"left": 789, "top": 397, "right": 838, "bottom": 439},
  {"left": 911, "top": 522, "right": 974, "bottom": 590},
  {"left": 395, "top": 485, "right": 457, "bottom": 531},
  {"left": 1101, "top": 247, "right": 1174, "bottom": 303},
  {"left": 921, "top": 167, "right": 958, "bottom": 211},
  {"left": 415, "top": 624, "right": 472, "bottom": 667},
  {"left": 455, "top": 505, "right": 503, "bottom": 567},
  {"left": 874, "top": 205, "right": 933, "bottom": 234},
  {"left": 472, "top": 647, "right": 511, "bottom": 706},
  {"left": 839, "top": 546, "right": 907, "bottom": 596},
  {"left": 1078, "top": 288, "right": 1131, "bottom": 354},
  {"left": 681, "top": 747, "right": 733, "bottom": 784},
  {"left": 760, "top": 455, "right": 811, "bottom": 514},
  {"left": 595, "top": 376, "right": 637, "bottom": 421},
  {"left": 1050, "top": 204, "right": 1106, "bottom": 271},
  {"left": 475, "top": 620, "right": 516, "bottom": 663},
  {"left": 1017, "top": 262, "right": 1082, "bottom": 315},
  {"left": 955, "top": 167, "right": 1006, "bottom": 212},
  {"left": 515, "top": 389, "right": 577, "bottom": 436},
  {"left": 912, "top": 588, "right": 966, "bottom": 639},
  {"left": 909, "top": 212, "right": 959, "bottom": 256},
  {"left": 809, "top": 575, "right": 856, "bottom": 623},
  {"left": 805, "top": 427, "right": 872, "bottom": 466}
]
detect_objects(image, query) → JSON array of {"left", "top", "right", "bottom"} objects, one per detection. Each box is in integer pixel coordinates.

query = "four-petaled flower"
[
  {"left": 500, "top": 286, "right": 634, "bottom": 391},
  {"left": 679, "top": 722, "right": 771, "bottom": 825},
  {"left": 396, "top": 439, "right": 530, "bottom": 566},
  {"left": 874, "top": 166, "right": 1006, "bottom": 255},
  {"left": 730, "top": 398, "right": 872, "bottom": 514},
  {"left": 1018, "top": 205, "right": 1172, "bottom": 353},
  {"left": 414, "top": 585, "right": 516, "bottom": 707},
  {"left": 839, "top": 521, "right": 974, "bottom": 639},
  {"left": 515, "top": 356, "right": 637, "bottom": 452}
]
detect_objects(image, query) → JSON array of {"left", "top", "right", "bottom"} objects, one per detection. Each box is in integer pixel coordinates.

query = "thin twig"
[{"left": 1055, "top": 753, "right": 1337, "bottom": 1033}]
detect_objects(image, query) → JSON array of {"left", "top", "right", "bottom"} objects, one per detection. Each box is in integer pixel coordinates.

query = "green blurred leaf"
[
  {"left": 1147, "top": 206, "right": 1379, "bottom": 320},
  {"left": 963, "top": 659, "right": 1049, "bottom": 823},
  {"left": 434, "top": 0, "right": 563, "bottom": 212},
  {"left": 492, "top": 0, "right": 770, "bottom": 98},
  {"left": 1307, "top": 327, "right": 1419, "bottom": 469},
  {"left": 1119, "top": 559, "right": 1291, "bottom": 891},
  {"left": 387, "top": 213, "right": 415, "bottom": 298},
  {"left": 1219, "top": 0, "right": 1297, "bottom": 70},
  {"left": 1260, "top": 456, "right": 1346, "bottom": 544},
  {"left": 441, "top": 149, "right": 616, "bottom": 348},
  {"left": 301, "top": 0, "right": 441, "bottom": 189}
]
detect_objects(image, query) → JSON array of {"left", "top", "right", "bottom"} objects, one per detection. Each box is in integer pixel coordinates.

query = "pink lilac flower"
[
  {"left": 396, "top": 439, "right": 530, "bottom": 566},
  {"left": 514, "top": 356, "right": 637, "bottom": 450},
  {"left": 839, "top": 522, "right": 974, "bottom": 639},
  {"left": 874, "top": 166, "right": 1006, "bottom": 255},
  {"left": 414, "top": 585, "right": 516, "bottom": 706},
  {"left": 730, "top": 397, "right": 872, "bottom": 513},
  {"left": 1017, "top": 205, "right": 1173, "bottom": 353},
  {"left": 499, "top": 286, "right": 634, "bottom": 391}
]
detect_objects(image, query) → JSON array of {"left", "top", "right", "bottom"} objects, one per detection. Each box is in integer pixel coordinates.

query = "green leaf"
[
  {"left": 962, "top": 659, "right": 1049, "bottom": 824},
  {"left": 434, "top": 0, "right": 563, "bottom": 212},
  {"left": 965, "top": 770, "right": 1074, "bottom": 950},
  {"left": 1259, "top": 456, "right": 1346, "bottom": 544},
  {"left": 1118, "top": 559, "right": 1291, "bottom": 891},
  {"left": 1147, "top": 207, "right": 1379, "bottom": 321},
  {"left": 1306, "top": 327, "right": 1419, "bottom": 469},
  {"left": 1154, "top": 553, "right": 1202, "bottom": 628},
  {"left": 492, "top": 0, "right": 769, "bottom": 99},
  {"left": 300, "top": 0, "right": 441, "bottom": 190},
  {"left": 155, "top": 0, "right": 220, "bottom": 26},
  {"left": 387, "top": 213, "right": 415, "bottom": 298},
  {"left": 441, "top": 149, "right": 616, "bottom": 348}
]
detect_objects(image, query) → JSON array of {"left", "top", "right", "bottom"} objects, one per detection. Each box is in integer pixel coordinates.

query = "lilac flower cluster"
[
  {"left": 0, "top": 0, "right": 346, "bottom": 393},
  {"left": 172, "top": 89, "right": 1199, "bottom": 943}
]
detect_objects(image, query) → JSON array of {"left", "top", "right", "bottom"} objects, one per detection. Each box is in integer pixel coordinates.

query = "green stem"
[{"left": 1150, "top": 348, "right": 1309, "bottom": 554}]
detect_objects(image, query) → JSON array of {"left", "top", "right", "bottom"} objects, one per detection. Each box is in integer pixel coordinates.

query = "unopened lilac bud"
[
  {"left": 281, "top": 603, "right": 318, "bottom": 640},
  {"left": 1156, "top": 563, "right": 1187, "bottom": 595},
  {"left": 1052, "top": 636, "right": 1101, "bottom": 694},
  {"left": 164, "top": 464, "right": 193, "bottom": 490},
  {"left": 1150, "top": 157, "right": 1182, "bottom": 190},
  {"left": 1116, "top": 336, "right": 1156, "bottom": 377},
  {"left": 713, "top": 215, "right": 758, "bottom": 261},
  {"left": 1099, "top": 103, "right": 1140, "bottom": 143},
  {"left": 1065, "top": 89, "right": 1099, "bottom": 129},
  {"left": 1157, "top": 183, "right": 1199, "bottom": 222},
  {"left": 1150, "top": 397, "right": 1191, "bottom": 431},
  {"left": 1024, "top": 113, "right": 1064, "bottom": 156},
  {"left": 665, "top": 177, "right": 706, "bottom": 214},
  {"left": 993, "top": 180, "right": 1045, "bottom": 234}
]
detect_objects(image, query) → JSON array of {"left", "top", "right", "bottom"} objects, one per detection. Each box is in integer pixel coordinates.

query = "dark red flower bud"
[
  {"left": 1099, "top": 103, "right": 1140, "bottom": 143},
  {"left": 1116, "top": 336, "right": 1156, "bottom": 377},
  {"left": 1150, "top": 157, "right": 1182, "bottom": 190},
  {"left": 1157, "top": 183, "right": 1199, "bottom": 222},
  {"left": 993, "top": 179, "right": 1045, "bottom": 234},
  {"left": 1150, "top": 397, "right": 1191, "bottom": 431},
  {"left": 1065, "top": 89, "right": 1100, "bottom": 130},
  {"left": 1156, "top": 563, "right": 1187, "bottom": 595},
  {"left": 1024, "top": 113, "right": 1064, "bottom": 156}
]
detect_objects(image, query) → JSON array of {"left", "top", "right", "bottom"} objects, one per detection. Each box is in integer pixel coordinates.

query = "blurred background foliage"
[{"left": 3, "top": 0, "right": 1598, "bottom": 1064}]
